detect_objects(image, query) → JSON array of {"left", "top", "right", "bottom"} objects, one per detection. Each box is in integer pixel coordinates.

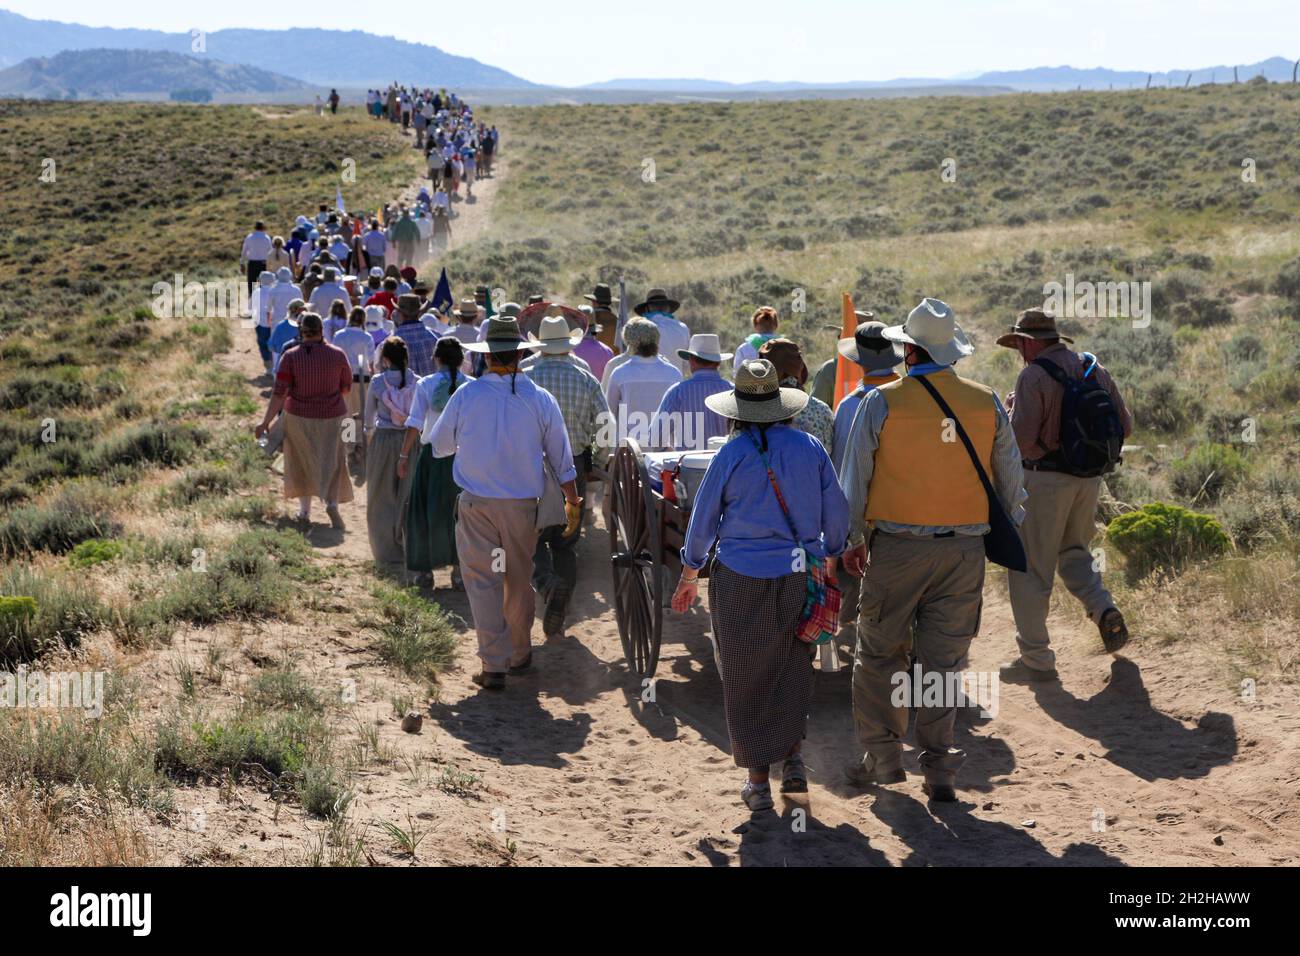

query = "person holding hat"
[
  {"left": 634, "top": 287, "right": 691, "bottom": 376},
  {"left": 673, "top": 359, "right": 849, "bottom": 811},
  {"left": 759, "top": 337, "right": 834, "bottom": 452},
  {"left": 605, "top": 317, "right": 682, "bottom": 448},
  {"left": 428, "top": 316, "right": 583, "bottom": 690},
  {"left": 997, "top": 309, "right": 1133, "bottom": 684},
  {"left": 839, "top": 298, "right": 1026, "bottom": 802},
  {"left": 572, "top": 305, "right": 614, "bottom": 381},
  {"left": 732, "top": 306, "right": 781, "bottom": 372},
  {"left": 391, "top": 293, "right": 439, "bottom": 376},
  {"left": 583, "top": 283, "right": 620, "bottom": 351},
  {"left": 652, "top": 333, "right": 733, "bottom": 451},
  {"left": 524, "top": 316, "right": 613, "bottom": 636},
  {"left": 830, "top": 315, "right": 903, "bottom": 473},
  {"left": 255, "top": 311, "right": 355, "bottom": 530}
]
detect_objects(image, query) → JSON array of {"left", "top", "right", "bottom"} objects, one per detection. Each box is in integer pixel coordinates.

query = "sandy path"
[{"left": 204, "top": 133, "right": 1300, "bottom": 867}]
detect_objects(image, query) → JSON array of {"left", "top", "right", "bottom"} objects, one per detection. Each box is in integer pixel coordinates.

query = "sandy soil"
[{"left": 135, "top": 135, "right": 1300, "bottom": 867}]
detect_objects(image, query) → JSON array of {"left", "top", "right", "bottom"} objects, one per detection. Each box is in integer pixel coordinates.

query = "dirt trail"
[{"left": 194, "top": 135, "right": 1300, "bottom": 867}]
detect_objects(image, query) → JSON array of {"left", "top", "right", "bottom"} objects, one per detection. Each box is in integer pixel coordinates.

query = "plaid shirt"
[
  {"left": 274, "top": 340, "right": 351, "bottom": 419},
  {"left": 526, "top": 355, "right": 611, "bottom": 459},
  {"left": 392, "top": 320, "right": 440, "bottom": 377}
]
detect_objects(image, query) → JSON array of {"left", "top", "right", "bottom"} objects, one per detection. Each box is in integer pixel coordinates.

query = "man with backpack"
[{"left": 997, "top": 309, "right": 1134, "bottom": 684}]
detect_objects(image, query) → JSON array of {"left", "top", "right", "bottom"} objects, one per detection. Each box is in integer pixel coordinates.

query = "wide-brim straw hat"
[
  {"left": 453, "top": 297, "right": 479, "bottom": 319},
  {"left": 527, "top": 315, "right": 585, "bottom": 354},
  {"left": 996, "top": 308, "right": 1074, "bottom": 348},
  {"left": 464, "top": 316, "right": 545, "bottom": 354},
  {"left": 677, "top": 333, "right": 732, "bottom": 364},
  {"left": 882, "top": 298, "right": 974, "bottom": 366},
  {"left": 633, "top": 287, "right": 680, "bottom": 316},
  {"left": 705, "top": 359, "right": 809, "bottom": 423},
  {"left": 838, "top": 316, "right": 904, "bottom": 371}
]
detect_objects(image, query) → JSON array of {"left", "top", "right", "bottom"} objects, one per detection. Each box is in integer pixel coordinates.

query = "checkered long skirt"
[{"left": 707, "top": 561, "right": 814, "bottom": 769}]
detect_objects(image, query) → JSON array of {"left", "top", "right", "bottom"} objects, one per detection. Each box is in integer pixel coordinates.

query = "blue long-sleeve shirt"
[
  {"left": 429, "top": 371, "right": 576, "bottom": 499},
  {"left": 681, "top": 423, "right": 849, "bottom": 578}
]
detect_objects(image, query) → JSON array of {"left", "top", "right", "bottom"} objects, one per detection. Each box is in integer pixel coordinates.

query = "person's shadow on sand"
[
  {"left": 428, "top": 681, "right": 592, "bottom": 770},
  {"left": 698, "top": 798, "right": 891, "bottom": 867},
  {"left": 870, "top": 788, "right": 1124, "bottom": 866},
  {"left": 1030, "top": 658, "right": 1236, "bottom": 782}
]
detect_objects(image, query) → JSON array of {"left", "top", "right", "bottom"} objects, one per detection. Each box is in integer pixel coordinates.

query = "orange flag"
[{"left": 832, "top": 292, "right": 862, "bottom": 409}]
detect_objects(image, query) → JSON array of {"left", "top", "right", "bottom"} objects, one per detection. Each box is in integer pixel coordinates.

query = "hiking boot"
[
  {"left": 471, "top": 671, "right": 506, "bottom": 691},
  {"left": 325, "top": 504, "right": 344, "bottom": 530},
  {"left": 1099, "top": 607, "right": 1130, "bottom": 653},
  {"left": 922, "top": 781, "right": 958, "bottom": 803},
  {"left": 741, "top": 782, "right": 774, "bottom": 812},
  {"left": 543, "top": 580, "right": 572, "bottom": 637},
  {"left": 999, "top": 659, "right": 1059, "bottom": 684},
  {"left": 845, "top": 756, "right": 906, "bottom": 788},
  {"left": 508, "top": 653, "right": 533, "bottom": 676}
]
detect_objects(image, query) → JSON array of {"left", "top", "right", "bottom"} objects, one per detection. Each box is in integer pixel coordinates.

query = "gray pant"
[
  {"left": 455, "top": 494, "right": 539, "bottom": 673},
  {"left": 851, "top": 533, "right": 984, "bottom": 786},
  {"left": 1008, "top": 469, "right": 1114, "bottom": 671}
]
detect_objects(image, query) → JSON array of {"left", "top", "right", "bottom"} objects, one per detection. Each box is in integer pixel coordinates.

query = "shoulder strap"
[
  {"left": 1031, "top": 355, "right": 1071, "bottom": 385},
  {"left": 745, "top": 430, "right": 803, "bottom": 547},
  {"left": 913, "top": 374, "right": 1001, "bottom": 508}
]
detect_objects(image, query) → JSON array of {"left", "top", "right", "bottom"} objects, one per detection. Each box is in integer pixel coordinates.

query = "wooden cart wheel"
[{"left": 608, "top": 441, "right": 663, "bottom": 677}]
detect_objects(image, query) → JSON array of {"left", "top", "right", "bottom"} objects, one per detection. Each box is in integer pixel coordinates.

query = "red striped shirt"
[{"left": 274, "top": 341, "right": 352, "bottom": 419}]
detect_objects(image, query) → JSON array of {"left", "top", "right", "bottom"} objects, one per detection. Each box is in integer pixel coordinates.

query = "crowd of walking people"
[{"left": 245, "top": 91, "right": 1137, "bottom": 815}]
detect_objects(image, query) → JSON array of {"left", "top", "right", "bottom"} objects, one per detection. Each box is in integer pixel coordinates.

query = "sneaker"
[
  {"left": 844, "top": 756, "right": 906, "bottom": 788},
  {"left": 741, "top": 782, "right": 774, "bottom": 812},
  {"left": 471, "top": 671, "right": 506, "bottom": 691},
  {"left": 999, "top": 659, "right": 1059, "bottom": 684},
  {"left": 922, "top": 781, "right": 958, "bottom": 803},
  {"left": 325, "top": 504, "right": 344, "bottom": 530},
  {"left": 1099, "top": 608, "right": 1130, "bottom": 653}
]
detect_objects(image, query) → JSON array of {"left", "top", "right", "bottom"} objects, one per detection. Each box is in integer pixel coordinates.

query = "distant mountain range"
[
  {"left": 0, "top": 8, "right": 1294, "bottom": 102},
  {"left": 0, "top": 9, "right": 534, "bottom": 88},
  {"left": 0, "top": 48, "right": 308, "bottom": 98}
]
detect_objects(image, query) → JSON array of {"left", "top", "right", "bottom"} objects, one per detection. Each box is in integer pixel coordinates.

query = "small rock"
[
  {"left": 400, "top": 712, "right": 424, "bottom": 733},
  {"left": 1021, "top": 819, "right": 1037, "bottom": 829},
  {"left": 1074, "top": 753, "right": 1085, "bottom": 760},
  {"left": 1213, "top": 835, "right": 1225, "bottom": 846},
  {"left": 1054, "top": 749, "right": 1065, "bottom": 756},
  {"left": 982, "top": 801, "right": 996, "bottom": 811}
]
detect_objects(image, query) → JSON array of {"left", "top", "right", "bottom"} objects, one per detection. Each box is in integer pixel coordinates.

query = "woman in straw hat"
[
  {"left": 255, "top": 312, "right": 355, "bottom": 529},
  {"left": 672, "top": 359, "right": 850, "bottom": 812}
]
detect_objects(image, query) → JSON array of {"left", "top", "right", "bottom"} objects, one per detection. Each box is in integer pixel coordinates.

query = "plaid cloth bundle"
[{"left": 796, "top": 553, "right": 841, "bottom": 646}]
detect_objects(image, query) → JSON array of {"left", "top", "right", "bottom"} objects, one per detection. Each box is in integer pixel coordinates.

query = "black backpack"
[{"left": 1033, "top": 353, "right": 1123, "bottom": 477}]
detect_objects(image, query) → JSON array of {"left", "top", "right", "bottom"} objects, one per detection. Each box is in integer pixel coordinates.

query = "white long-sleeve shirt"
[
  {"left": 605, "top": 355, "right": 682, "bottom": 448},
  {"left": 240, "top": 231, "right": 273, "bottom": 263}
]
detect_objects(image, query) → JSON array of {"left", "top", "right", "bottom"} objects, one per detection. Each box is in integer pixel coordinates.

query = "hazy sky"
[{"left": 14, "top": 1, "right": 1298, "bottom": 87}]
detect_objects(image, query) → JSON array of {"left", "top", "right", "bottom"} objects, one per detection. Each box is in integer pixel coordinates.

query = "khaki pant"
[
  {"left": 851, "top": 532, "right": 984, "bottom": 785},
  {"left": 455, "top": 493, "right": 539, "bottom": 673},
  {"left": 1008, "top": 469, "right": 1114, "bottom": 671}
]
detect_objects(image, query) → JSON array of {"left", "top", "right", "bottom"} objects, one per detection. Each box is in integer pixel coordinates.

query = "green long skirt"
[{"left": 405, "top": 445, "right": 459, "bottom": 571}]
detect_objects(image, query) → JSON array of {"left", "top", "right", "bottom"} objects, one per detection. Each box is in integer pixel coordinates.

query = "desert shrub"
[
  {"left": 1107, "top": 501, "right": 1230, "bottom": 579},
  {"left": 67, "top": 537, "right": 123, "bottom": 569},
  {"left": 246, "top": 666, "right": 325, "bottom": 714},
  {"left": 0, "top": 564, "right": 107, "bottom": 666},
  {"left": 0, "top": 484, "right": 120, "bottom": 556},
  {"left": 1169, "top": 442, "right": 1249, "bottom": 502},
  {"left": 1272, "top": 256, "right": 1300, "bottom": 302},
  {"left": 154, "top": 708, "right": 326, "bottom": 781},
  {"left": 1132, "top": 373, "right": 1202, "bottom": 433},
  {"left": 167, "top": 465, "right": 236, "bottom": 504},
  {"left": 87, "top": 421, "right": 205, "bottom": 473},
  {"left": 1170, "top": 294, "right": 1233, "bottom": 328},
  {"left": 0, "top": 374, "right": 92, "bottom": 412},
  {"left": 360, "top": 585, "right": 457, "bottom": 682},
  {"left": 1218, "top": 487, "right": 1300, "bottom": 550}
]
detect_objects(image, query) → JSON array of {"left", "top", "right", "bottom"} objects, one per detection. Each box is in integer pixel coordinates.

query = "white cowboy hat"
[
  {"left": 705, "top": 359, "right": 808, "bottom": 424},
  {"left": 677, "top": 333, "right": 733, "bottom": 365},
  {"left": 881, "top": 298, "right": 974, "bottom": 366},
  {"left": 363, "top": 305, "right": 388, "bottom": 331},
  {"left": 526, "top": 315, "right": 585, "bottom": 354}
]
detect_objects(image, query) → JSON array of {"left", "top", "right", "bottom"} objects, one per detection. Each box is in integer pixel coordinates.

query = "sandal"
[
  {"left": 780, "top": 755, "right": 808, "bottom": 793},
  {"left": 741, "top": 782, "right": 774, "bottom": 812}
]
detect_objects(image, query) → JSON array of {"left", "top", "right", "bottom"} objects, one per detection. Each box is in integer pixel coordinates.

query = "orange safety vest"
[{"left": 865, "top": 368, "right": 997, "bottom": 527}]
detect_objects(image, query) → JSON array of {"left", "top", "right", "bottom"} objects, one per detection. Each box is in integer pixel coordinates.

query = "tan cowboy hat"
[
  {"left": 633, "top": 287, "right": 680, "bottom": 316},
  {"left": 677, "top": 333, "right": 732, "bottom": 364},
  {"left": 453, "top": 297, "right": 479, "bottom": 320},
  {"left": 527, "top": 315, "right": 585, "bottom": 354},
  {"left": 706, "top": 359, "right": 809, "bottom": 423},
  {"left": 463, "top": 315, "right": 545, "bottom": 354},
  {"left": 996, "top": 308, "right": 1074, "bottom": 348},
  {"left": 881, "top": 298, "right": 973, "bottom": 366},
  {"left": 837, "top": 318, "right": 904, "bottom": 372}
]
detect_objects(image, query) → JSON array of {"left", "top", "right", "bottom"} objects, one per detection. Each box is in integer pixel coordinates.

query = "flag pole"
[{"left": 832, "top": 292, "right": 862, "bottom": 409}]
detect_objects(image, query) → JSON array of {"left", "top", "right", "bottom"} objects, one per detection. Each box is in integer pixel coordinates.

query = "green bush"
[
  {"left": 1170, "top": 442, "right": 1249, "bottom": 502},
  {"left": 1107, "top": 502, "right": 1230, "bottom": 579},
  {"left": 0, "top": 564, "right": 106, "bottom": 665},
  {"left": 361, "top": 585, "right": 457, "bottom": 682},
  {"left": 68, "top": 537, "right": 123, "bottom": 568},
  {"left": 0, "top": 484, "right": 120, "bottom": 557}
]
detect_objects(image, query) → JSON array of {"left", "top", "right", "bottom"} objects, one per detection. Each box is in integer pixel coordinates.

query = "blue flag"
[{"left": 432, "top": 268, "right": 453, "bottom": 315}]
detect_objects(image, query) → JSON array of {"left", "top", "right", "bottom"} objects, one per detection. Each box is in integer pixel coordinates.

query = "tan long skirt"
[{"left": 281, "top": 412, "right": 355, "bottom": 504}]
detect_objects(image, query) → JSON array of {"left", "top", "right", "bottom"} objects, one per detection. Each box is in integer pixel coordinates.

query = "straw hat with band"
[
  {"left": 453, "top": 297, "right": 478, "bottom": 320},
  {"left": 464, "top": 316, "right": 545, "bottom": 355},
  {"left": 705, "top": 359, "right": 809, "bottom": 424},
  {"left": 881, "top": 298, "right": 973, "bottom": 366},
  {"left": 838, "top": 314, "right": 904, "bottom": 372},
  {"left": 996, "top": 309, "right": 1073, "bottom": 349},
  {"left": 526, "top": 316, "right": 585, "bottom": 354}
]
